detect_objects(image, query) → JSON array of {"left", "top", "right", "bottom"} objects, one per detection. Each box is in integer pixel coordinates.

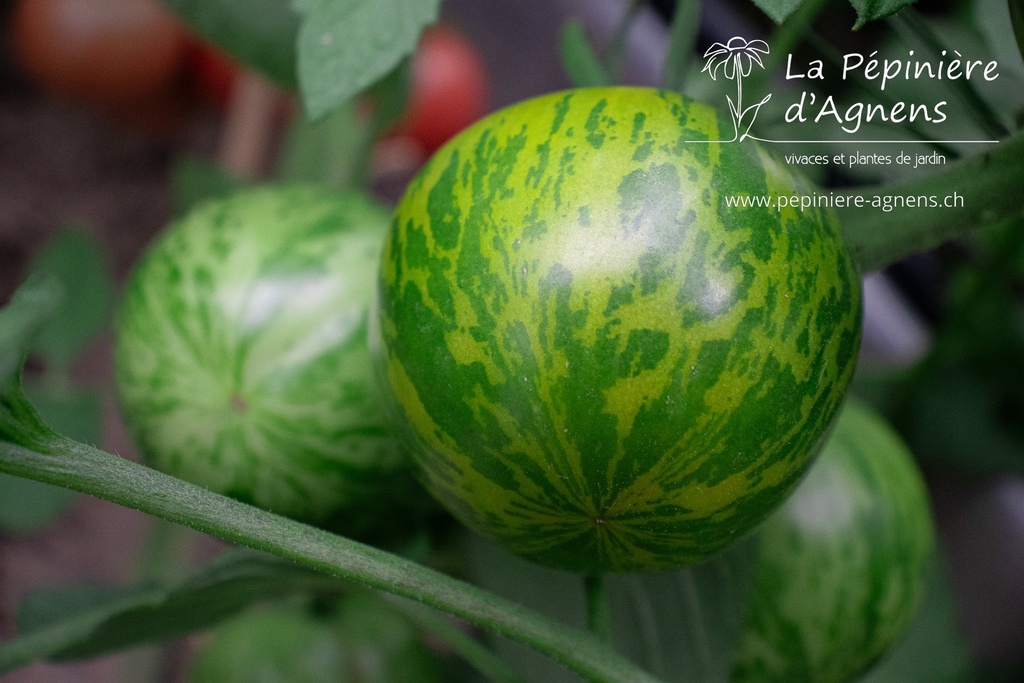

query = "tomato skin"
[
  {"left": 10, "top": 0, "right": 188, "bottom": 111},
  {"left": 391, "top": 24, "right": 490, "bottom": 154},
  {"left": 114, "top": 187, "right": 425, "bottom": 533},
  {"left": 733, "top": 399, "right": 935, "bottom": 682},
  {"left": 189, "top": 597, "right": 445, "bottom": 683},
  {"left": 375, "top": 87, "right": 863, "bottom": 574},
  {"left": 190, "top": 611, "right": 348, "bottom": 683},
  {"left": 184, "top": 35, "right": 240, "bottom": 111}
]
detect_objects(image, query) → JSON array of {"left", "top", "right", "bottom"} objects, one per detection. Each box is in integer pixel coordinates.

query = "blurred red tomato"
[
  {"left": 184, "top": 36, "right": 240, "bottom": 111},
  {"left": 392, "top": 24, "right": 490, "bottom": 153},
  {"left": 10, "top": 0, "right": 188, "bottom": 111}
]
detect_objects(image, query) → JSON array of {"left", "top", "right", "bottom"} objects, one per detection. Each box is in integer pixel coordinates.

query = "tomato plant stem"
[
  {"left": 385, "top": 597, "right": 528, "bottom": 683},
  {"left": 890, "top": 10, "right": 1009, "bottom": 141},
  {"left": 744, "top": 0, "right": 830, "bottom": 101},
  {"left": 604, "top": 0, "right": 644, "bottom": 83},
  {"left": 838, "top": 130, "right": 1024, "bottom": 272},
  {"left": 584, "top": 574, "right": 612, "bottom": 643},
  {"left": 800, "top": 31, "right": 959, "bottom": 156},
  {"left": 661, "top": 0, "right": 700, "bottom": 92},
  {"left": 0, "top": 387, "right": 663, "bottom": 683}
]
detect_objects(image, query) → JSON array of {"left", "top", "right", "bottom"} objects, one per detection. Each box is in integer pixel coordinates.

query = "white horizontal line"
[{"left": 749, "top": 138, "right": 999, "bottom": 144}]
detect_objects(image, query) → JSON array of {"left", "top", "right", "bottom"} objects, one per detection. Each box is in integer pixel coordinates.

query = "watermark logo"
[
  {"left": 701, "top": 37, "right": 772, "bottom": 142},
  {"left": 697, "top": 35, "right": 1001, "bottom": 146}
]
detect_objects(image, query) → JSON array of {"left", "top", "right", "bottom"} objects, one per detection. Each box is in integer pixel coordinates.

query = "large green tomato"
[
  {"left": 115, "top": 186, "right": 418, "bottom": 532},
  {"left": 374, "top": 87, "right": 862, "bottom": 573},
  {"left": 733, "top": 399, "right": 935, "bottom": 682}
]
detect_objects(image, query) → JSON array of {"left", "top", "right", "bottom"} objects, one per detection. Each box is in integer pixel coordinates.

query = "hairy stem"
[
  {"left": 837, "top": 130, "right": 1024, "bottom": 272},
  {"left": 0, "top": 392, "right": 662, "bottom": 683}
]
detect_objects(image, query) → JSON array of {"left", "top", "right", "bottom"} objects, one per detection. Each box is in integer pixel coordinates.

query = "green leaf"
[
  {"left": 0, "top": 383, "right": 100, "bottom": 533},
  {"left": 25, "top": 229, "right": 113, "bottom": 372},
  {"left": 607, "top": 538, "right": 759, "bottom": 683},
  {"left": 849, "top": 0, "right": 918, "bottom": 29},
  {"left": 170, "top": 157, "right": 249, "bottom": 217},
  {"left": 367, "top": 58, "right": 413, "bottom": 133},
  {"left": 0, "top": 550, "right": 341, "bottom": 671},
  {"left": 0, "top": 275, "right": 62, "bottom": 388},
  {"left": 1011, "top": 0, "right": 1024, "bottom": 62},
  {"left": 278, "top": 60, "right": 409, "bottom": 191},
  {"left": 559, "top": 21, "right": 611, "bottom": 88},
  {"left": 0, "top": 382, "right": 56, "bottom": 456},
  {"left": 0, "top": 264, "right": 107, "bottom": 533},
  {"left": 16, "top": 584, "right": 157, "bottom": 636},
  {"left": 751, "top": 0, "right": 806, "bottom": 23},
  {"left": 0, "top": 474, "right": 75, "bottom": 534},
  {"left": 161, "top": 0, "right": 300, "bottom": 87},
  {"left": 293, "top": 0, "right": 439, "bottom": 120},
  {"left": 23, "top": 383, "right": 102, "bottom": 447},
  {"left": 900, "top": 367, "right": 1024, "bottom": 475}
]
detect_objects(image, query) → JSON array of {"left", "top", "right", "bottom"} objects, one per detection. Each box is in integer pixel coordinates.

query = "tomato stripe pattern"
[
  {"left": 375, "top": 88, "right": 863, "bottom": 573},
  {"left": 734, "top": 399, "right": 934, "bottom": 682},
  {"left": 115, "top": 187, "right": 413, "bottom": 529}
]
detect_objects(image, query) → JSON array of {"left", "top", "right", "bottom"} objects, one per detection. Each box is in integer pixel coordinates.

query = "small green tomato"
[
  {"left": 115, "top": 186, "right": 419, "bottom": 532},
  {"left": 733, "top": 399, "right": 935, "bottom": 683}
]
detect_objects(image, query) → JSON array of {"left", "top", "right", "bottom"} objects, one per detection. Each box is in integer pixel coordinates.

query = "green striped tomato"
[
  {"left": 190, "top": 598, "right": 444, "bottom": 683},
  {"left": 190, "top": 611, "right": 348, "bottom": 683},
  {"left": 374, "top": 87, "right": 862, "bottom": 573},
  {"left": 733, "top": 399, "right": 935, "bottom": 682},
  {"left": 115, "top": 186, "right": 415, "bottom": 531}
]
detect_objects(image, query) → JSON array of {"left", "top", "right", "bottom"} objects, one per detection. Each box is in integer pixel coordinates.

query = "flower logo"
[
  {"left": 700, "top": 37, "right": 772, "bottom": 142},
  {"left": 702, "top": 37, "right": 770, "bottom": 80}
]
